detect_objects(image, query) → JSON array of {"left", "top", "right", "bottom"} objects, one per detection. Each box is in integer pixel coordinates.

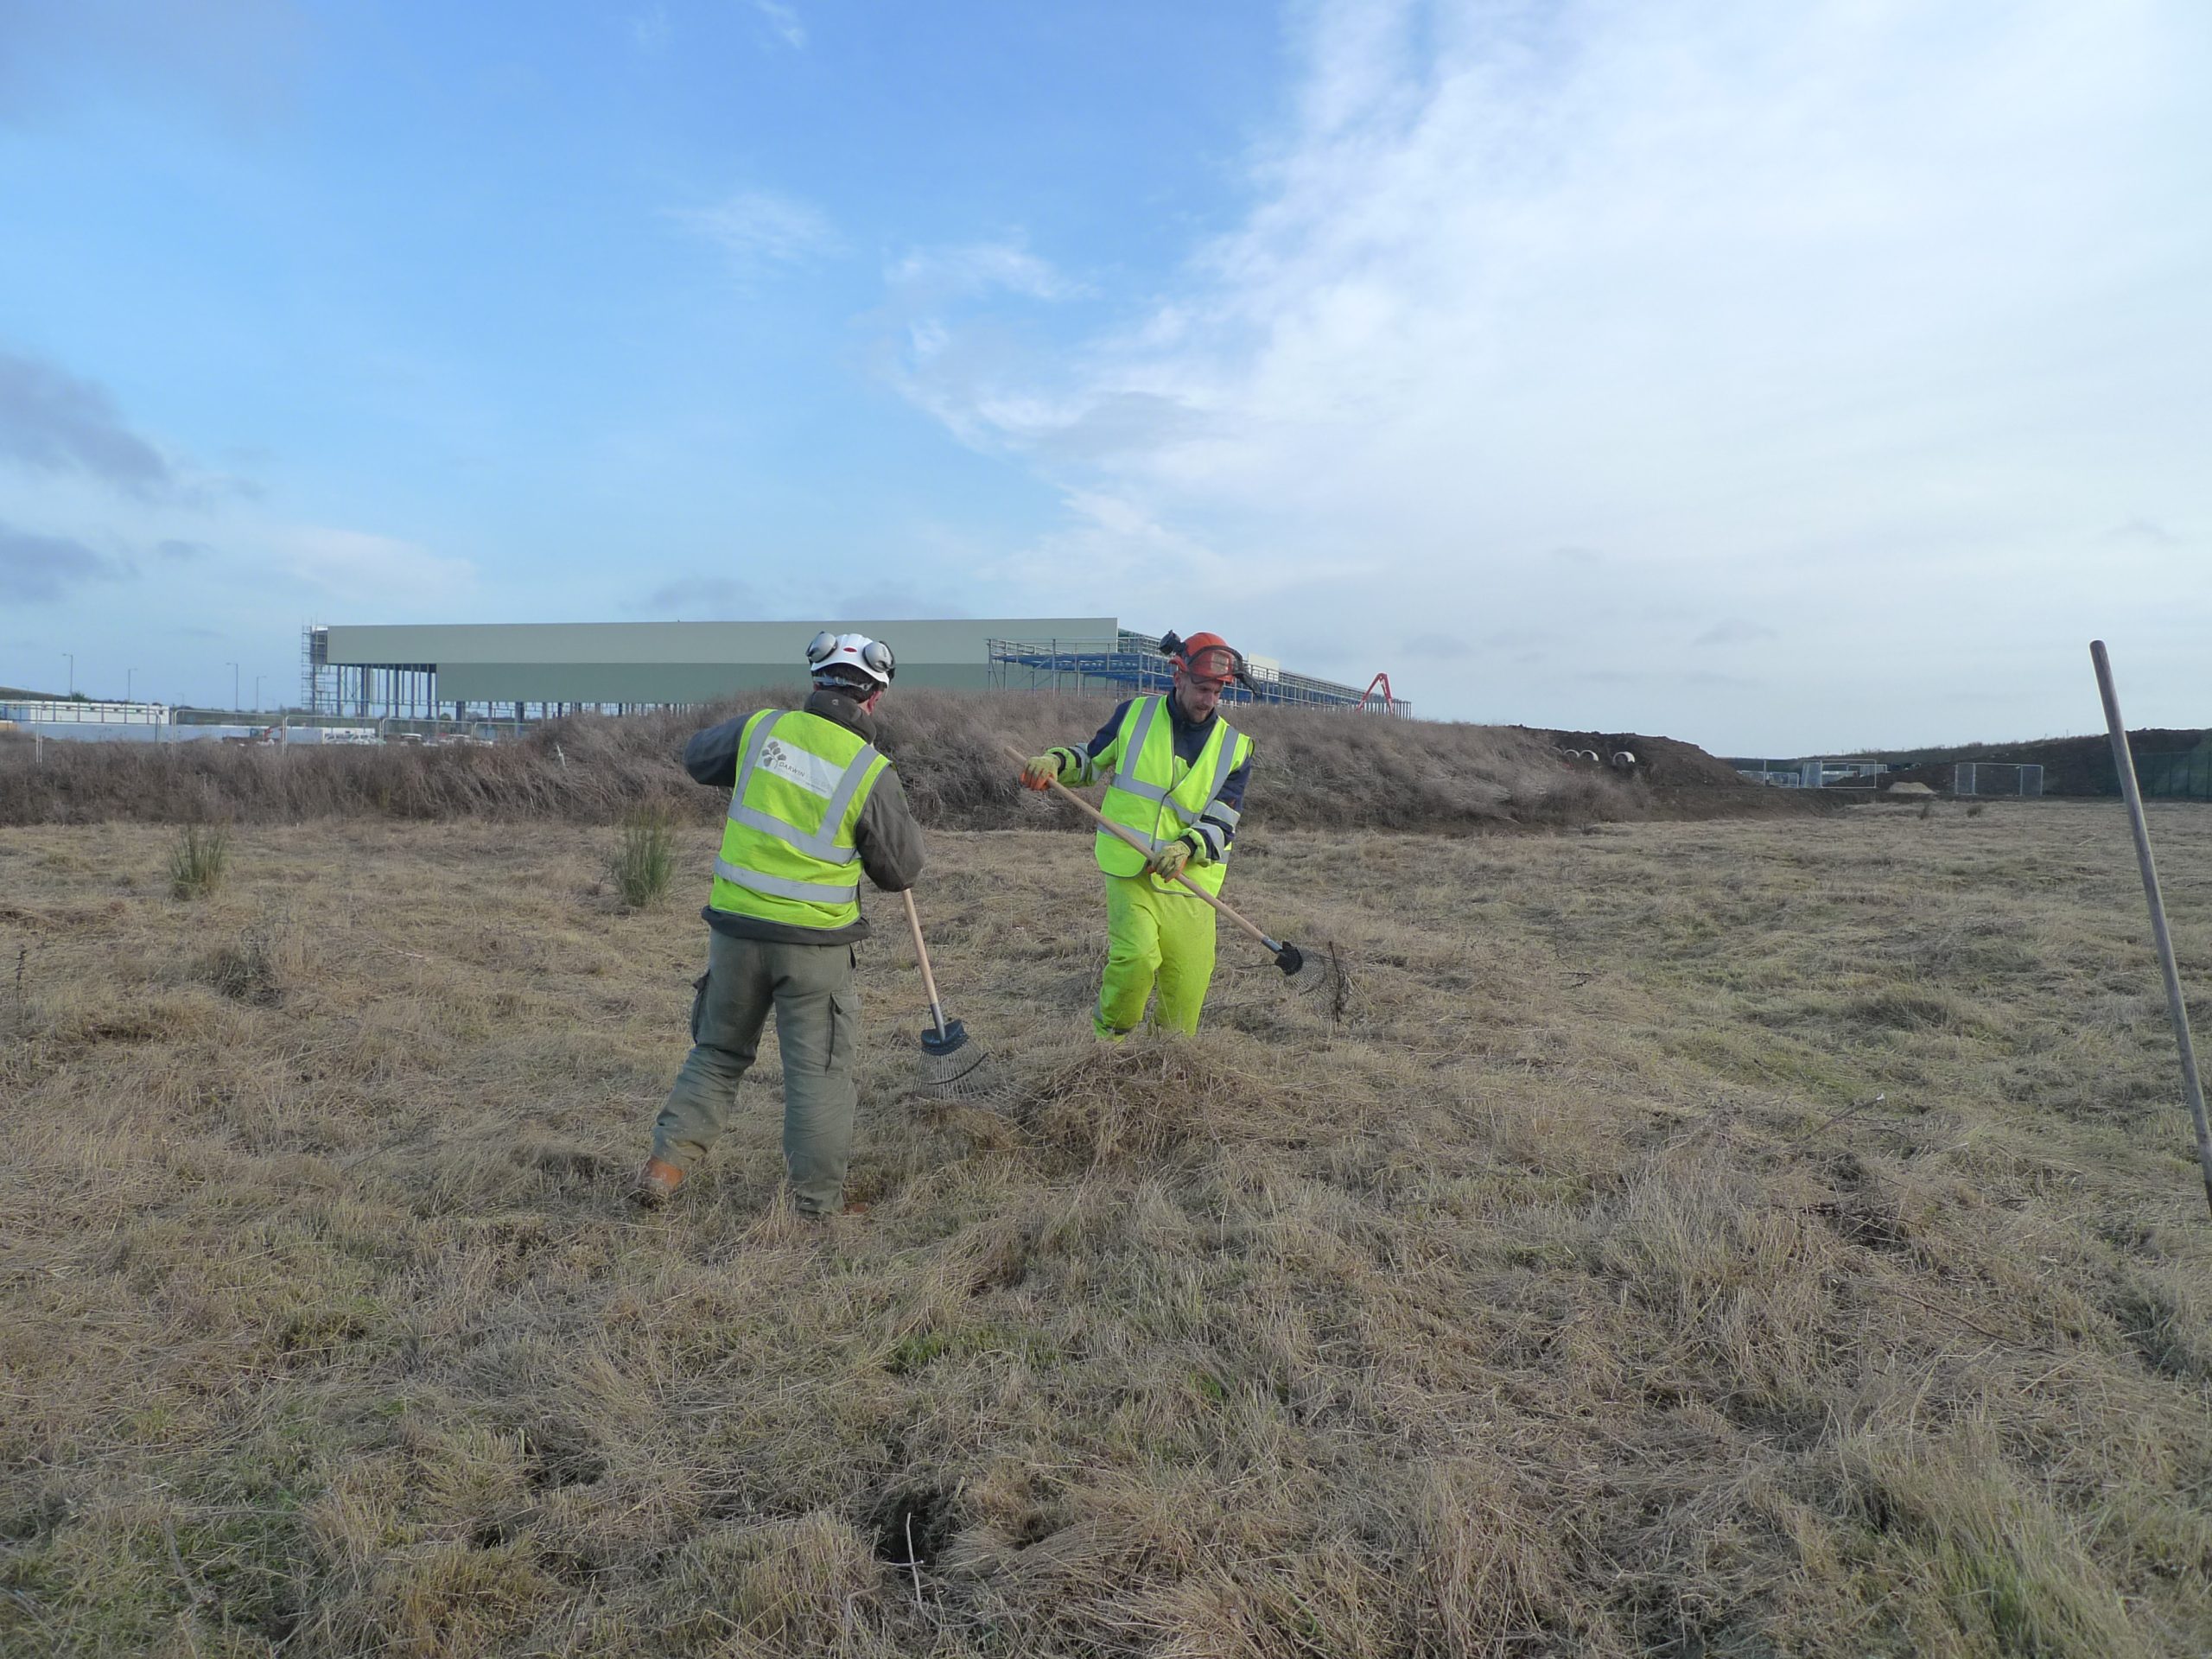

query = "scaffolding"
[
  {"left": 986, "top": 632, "right": 1407, "bottom": 714},
  {"left": 302, "top": 623, "right": 1411, "bottom": 721},
  {"left": 303, "top": 627, "right": 441, "bottom": 718}
]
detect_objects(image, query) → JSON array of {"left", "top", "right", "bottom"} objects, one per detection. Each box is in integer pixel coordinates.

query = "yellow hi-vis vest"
[
  {"left": 1096, "top": 696, "right": 1253, "bottom": 898},
  {"left": 708, "top": 708, "right": 890, "bottom": 931}
]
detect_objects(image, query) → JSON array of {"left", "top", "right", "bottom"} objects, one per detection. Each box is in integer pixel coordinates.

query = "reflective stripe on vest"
[
  {"left": 712, "top": 856, "right": 858, "bottom": 904},
  {"left": 1103, "top": 697, "right": 1242, "bottom": 819},
  {"left": 1108, "top": 698, "right": 1173, "bottom": 804},
  {"left": 723, "top": 709, "right": 879, "bottom": 864},
  {"left": 708, "top": 709, "right": 887, "bottom": 929},
  {"left": 1094, "top": 696, "right": 1249, "bottom": 891}
]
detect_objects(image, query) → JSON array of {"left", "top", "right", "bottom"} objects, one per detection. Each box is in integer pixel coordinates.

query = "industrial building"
[
  {"left": 0, "top": 698, "right": 371, "bottom": 746},
  {"left": 304, "top": 620, "right": 1407, "bottom": 720}
]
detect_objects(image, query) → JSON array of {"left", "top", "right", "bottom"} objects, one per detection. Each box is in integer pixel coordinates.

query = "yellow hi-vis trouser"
[{"left": 1095, "top": 874, "right": 1219, "bottom": 1039}]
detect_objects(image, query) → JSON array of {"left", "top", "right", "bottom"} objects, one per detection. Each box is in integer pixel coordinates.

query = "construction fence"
[
  {"left": 2135, "top": 747, "right": 2212, "bottom": 801},
  {"left": 1953, "top": 762, "right": 2044, "bottom": 798}
]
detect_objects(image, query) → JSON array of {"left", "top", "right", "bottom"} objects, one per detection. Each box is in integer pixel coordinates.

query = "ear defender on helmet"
[{"left": 803, "top": 631, "right": 896, "bottom": 689}]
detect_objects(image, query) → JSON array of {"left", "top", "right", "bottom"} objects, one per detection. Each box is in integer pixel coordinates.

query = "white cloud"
[
  {"left": 279, "top": 525, "right": 475, "bottom": 605},
  {"left": 888, "top": 240, "right": 1085, "bottom": 302},
  {"left": 973, "top": 490, "right": 1217, "bottom": 610},
  {"left": 875, "top": 240, "right": 1093, "bottom": 454},
  {"left": 892, "top": 0, "right": 2212, "bottom": 747},
  {"left": 671, "top": 189, "right": 835, "bottom": 269},
  {"left": 975, "top": 487, "right": 1356, "bottom": 614},
  {"left": 752, "top": 0, "right": 804, "bottom": 50}
]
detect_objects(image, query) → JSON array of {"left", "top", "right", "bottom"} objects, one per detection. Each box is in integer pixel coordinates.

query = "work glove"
[
  {"left": 1144, "top": 834, "right": 1199, "bottom": 882},
  {"left": 1020, "top": 752, "right": 1065, "bottom": 791}
]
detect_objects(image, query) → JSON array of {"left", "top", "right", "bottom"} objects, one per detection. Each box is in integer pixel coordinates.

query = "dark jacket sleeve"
[
  {"left": 1082, "top": 703, "right": 1129, "bottom": 761},
  {"left": 855, "top": 766, "right": 926, "bottom": 893},
  {"left": 682, "top": 715, "right": 747, "bottom": 789},
  {"left": 1188, "top": 748, "right": 1252, "bottom": 863},
  {"left": 1051, "top": 699, "right": 1134, "bottom": 785}
]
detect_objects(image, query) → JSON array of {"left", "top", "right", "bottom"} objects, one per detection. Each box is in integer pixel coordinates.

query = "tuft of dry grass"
[
  {"left": 608, "top": 804, "right": 677, "bottom": 910},
  {"left": 195, "top": 925, "right": 298, "bottom": 1007},
  {"left": 2, "top": 802, "right": 2209, "bottom": 1655},
  {"left": 166, "top": 823, "right": 229, "bottom": 899}
]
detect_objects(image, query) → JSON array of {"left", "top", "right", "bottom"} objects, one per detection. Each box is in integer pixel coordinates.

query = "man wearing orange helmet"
[{"left": 1021, "top": 631, "right": 1256, "bottom": 1038}]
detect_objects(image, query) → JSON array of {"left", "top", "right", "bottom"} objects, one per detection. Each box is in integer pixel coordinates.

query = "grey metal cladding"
[{"left": 319, "top": 618, "right": 1119, "bottom": 705}]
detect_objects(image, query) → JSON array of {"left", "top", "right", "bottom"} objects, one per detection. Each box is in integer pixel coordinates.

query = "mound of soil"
[
  {"left": 1532, "top": 727, "right": 1843, "bottom": 817},
  {"left": 1535, "top": 728, "right": 1755, "bottom": 788}
]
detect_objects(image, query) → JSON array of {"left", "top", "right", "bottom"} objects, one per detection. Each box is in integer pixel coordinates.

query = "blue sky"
[{"left": 2, "top": 0, "right": 2206, "bottom": 750}]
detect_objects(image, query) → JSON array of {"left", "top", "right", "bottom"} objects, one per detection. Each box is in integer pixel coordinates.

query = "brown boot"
[{"left": 632, "top": 1157, "right": 686, "bottom": 1209}]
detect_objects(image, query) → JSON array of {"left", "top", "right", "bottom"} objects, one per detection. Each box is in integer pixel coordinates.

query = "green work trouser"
[
  {"left": 1095, "top": 873, "right": 1219, "bottom": 1039},
  {"left": 651, "top": 928, "right": 861, "bottom": 1217}
]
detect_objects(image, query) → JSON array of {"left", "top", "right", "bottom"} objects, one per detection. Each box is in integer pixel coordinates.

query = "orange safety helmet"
[{"left": 1164, "top": 630, "right": 1242, "bottom": 688}]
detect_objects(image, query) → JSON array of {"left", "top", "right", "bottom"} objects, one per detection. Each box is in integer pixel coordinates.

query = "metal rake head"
[
  {"left": 915, "top": 1019, "right": 1003, "bottom": 1101},
  {"left": 1289, "top": 940, "right": 1356, "bottom": 1021}
]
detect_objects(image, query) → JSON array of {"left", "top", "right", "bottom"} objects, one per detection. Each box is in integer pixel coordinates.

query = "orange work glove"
[{"left": 1020, "top": 753, "right": 1064, "bottom": 791}]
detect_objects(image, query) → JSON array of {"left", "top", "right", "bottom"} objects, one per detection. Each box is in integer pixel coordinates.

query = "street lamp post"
[
  {"left": 62, "top": 652, "right": 73, "bottom": 697},
  {"left": 126, "top": 668, "right": 133, "bottom": 702},
  {"left": 254, "top": 675, "right": 264, "bottom": 712},
  {"left": 226, "top": 662, "right": 239, "bottom": 712}
]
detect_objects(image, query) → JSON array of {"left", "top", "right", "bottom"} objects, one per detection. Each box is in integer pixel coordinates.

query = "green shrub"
[
  {"left": 611, "top": 804, "right": 677, "bottom": 909},
  {"left": 168, "top": 824, "right": 229, "bottom": 899}
]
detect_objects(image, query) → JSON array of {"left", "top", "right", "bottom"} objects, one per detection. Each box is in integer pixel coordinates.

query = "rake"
[
  {"left": 1005, "top": 744, "right": 1320, "bottom": 985},
  {"left": 899, "top": 889, "right": 1000, "bottom": 1099}
]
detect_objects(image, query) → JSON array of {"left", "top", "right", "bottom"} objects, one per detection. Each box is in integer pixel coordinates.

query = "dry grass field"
[{"left": 3, "top": 801, "right": 2209, "bottom": 1656}]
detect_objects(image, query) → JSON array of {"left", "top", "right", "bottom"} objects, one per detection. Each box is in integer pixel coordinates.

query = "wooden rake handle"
[
  {"left": 1003, "top": 744, "right": 1281, "bottom": 952},
  {"left": 900, "top": 888, "right": 950, "bottom": 1039}
]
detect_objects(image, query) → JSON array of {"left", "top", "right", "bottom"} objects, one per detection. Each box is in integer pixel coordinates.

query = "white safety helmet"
[{"left": 804, "top": 630, "right": 896, "bottom": 690}]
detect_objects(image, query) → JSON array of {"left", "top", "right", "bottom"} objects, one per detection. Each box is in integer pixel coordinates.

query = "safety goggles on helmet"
[
  {"left": 1182, "top": 646, "right": 1237, "bottom": 686},
  {"left": 1162, "top": 629, "right": 1242, "bottom": 690},
  {"left": 804, "top": 630, "right": 896, "bottom": 687}
]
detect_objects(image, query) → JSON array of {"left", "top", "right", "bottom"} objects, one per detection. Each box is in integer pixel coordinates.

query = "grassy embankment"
[
  {"left": 3, "top": 798, "right": 2209, "bottom": 1656},
  {"left": 0, "top": 690, "right": 1807, "bottom": 833}
]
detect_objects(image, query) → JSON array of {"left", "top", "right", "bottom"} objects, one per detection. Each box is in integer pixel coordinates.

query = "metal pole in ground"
[{"left": 2091, "top": 639, "right": 2212, "bottom": 1217}]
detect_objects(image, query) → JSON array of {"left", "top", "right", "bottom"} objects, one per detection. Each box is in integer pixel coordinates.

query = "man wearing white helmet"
[{"left": 634, "top": 631, "right": 925, "bottom": 1219}]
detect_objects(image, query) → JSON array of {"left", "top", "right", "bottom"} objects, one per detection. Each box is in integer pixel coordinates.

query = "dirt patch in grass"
[{"left": 2, "top": 804, "right": 2209, "bottom": 1654}]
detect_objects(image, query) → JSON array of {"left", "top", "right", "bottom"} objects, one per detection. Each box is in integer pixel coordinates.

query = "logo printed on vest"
[{"left": 758, "top": 735, "right": 842, "bottom": 798}]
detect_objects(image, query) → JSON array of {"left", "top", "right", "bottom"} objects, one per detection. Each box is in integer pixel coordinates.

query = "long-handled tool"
[
  {"left": 1003, "top": 744, "right": 1308, "bottom": 979},
  {"left": 899, "top": 888, "right": 998, "bottom": 1099},
  {"left": 2091, "top": 640, "right": 2212, "bottom": 1217}
]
